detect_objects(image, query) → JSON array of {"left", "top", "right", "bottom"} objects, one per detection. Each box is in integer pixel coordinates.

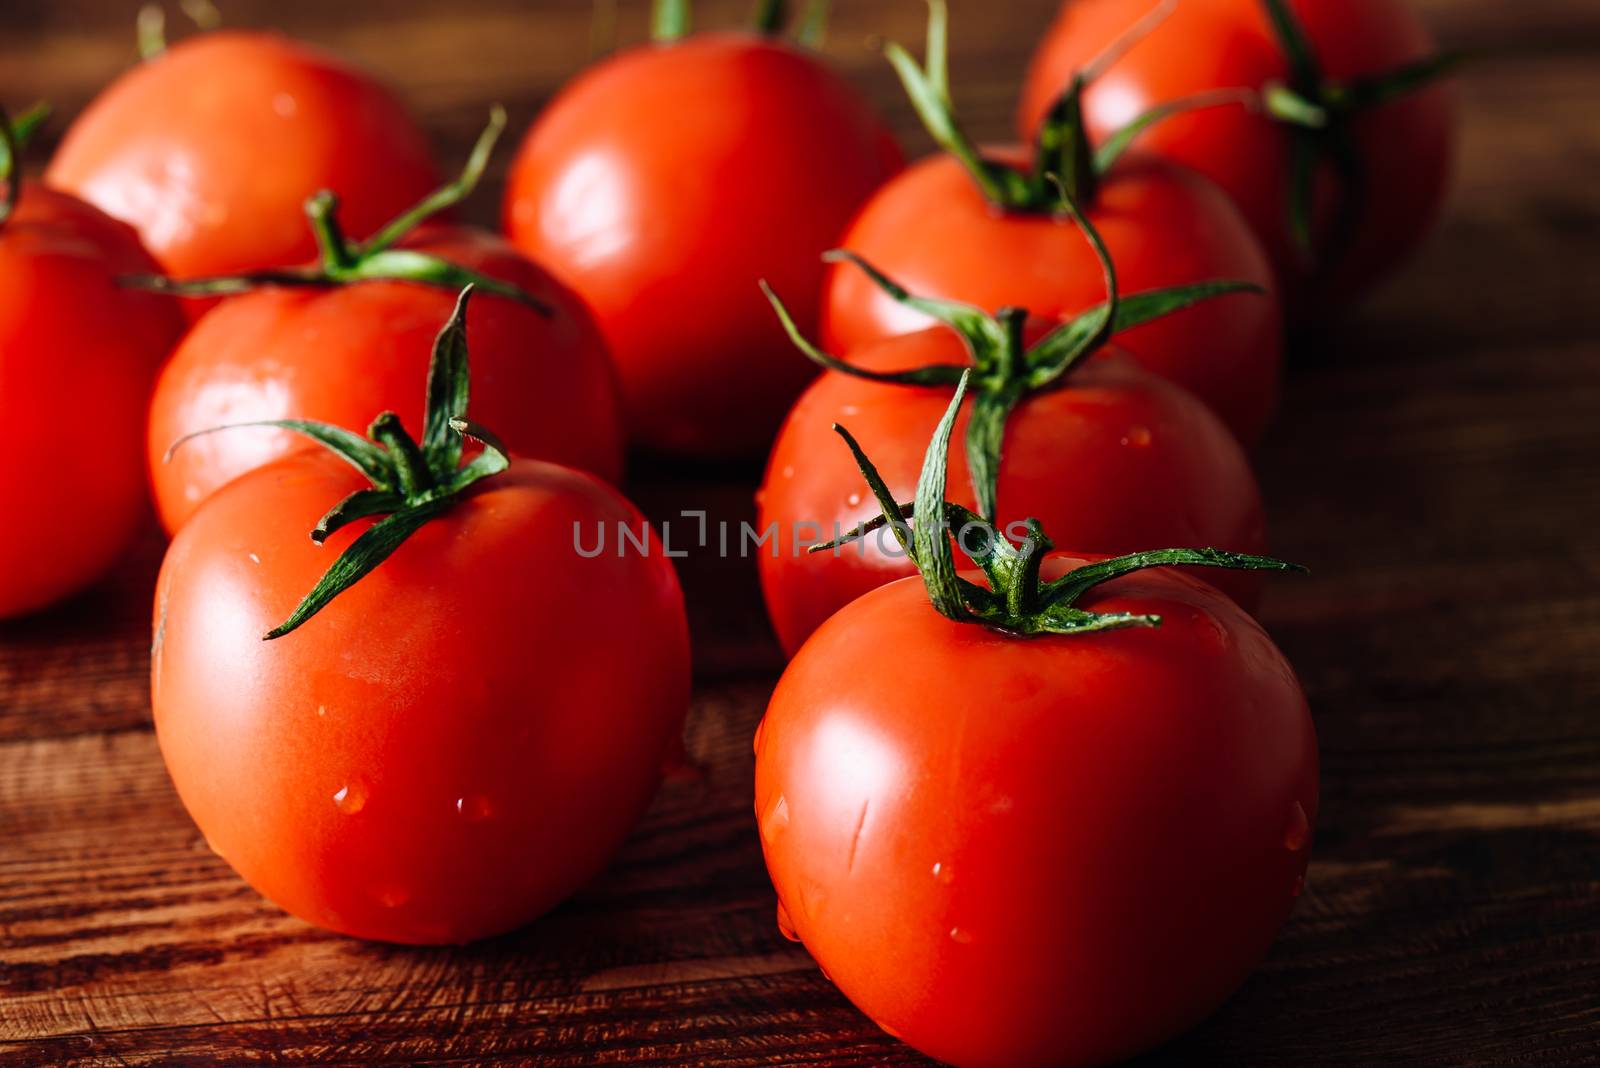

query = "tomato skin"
[
  {"left": 151, "top": 449, "right": 690, "bottom": 944},
  {"left": 756, "top": 559, "right": 1317, "bottom": 1067},
  {"left": 1019, "top": 0, "right": 1456, "bottom": 313},
  {"left": 0, "top": 183, "right": 184, "bottom": 618},
  {"left": 503, "top": 33, "right": 903, "bottom": 457},
  {"left": 757, "top": 326, "right": 1266, "bottom": 655},
  {"left": 147, "top": 223, "right": 624, "bottom": 533},
  {"left": 823, "top": 150, "right": 1279, "bottom": 446},
  {"left": 48, "top": 31, "right": 440, "bottom": 285}
]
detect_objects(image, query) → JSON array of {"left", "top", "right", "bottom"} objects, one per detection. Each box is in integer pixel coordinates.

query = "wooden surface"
[{"left": 4, "top": 1, "right": 1600, "bottom": 1064}]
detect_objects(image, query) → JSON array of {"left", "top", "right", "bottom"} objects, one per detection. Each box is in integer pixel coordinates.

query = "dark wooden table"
[{"left": 4, "top": 1, "right": 1599, "bottom": 1064}]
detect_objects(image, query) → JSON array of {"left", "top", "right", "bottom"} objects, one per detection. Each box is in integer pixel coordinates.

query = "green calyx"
[
  {"left": 165, "top": 286, "right": 511, "bottom": 640},
  {"left": 650, "top": 0, "right": 830, "bottom": 45},
  {"left": 125, "top": 107, "right": 551, "bottom": 313},
  {"left": 889, "top": 0, "right": 1249, "bottom": 213},
  {"left": 761, "top": 196, "right": 1263, "bottom": 523},
  {"left": 0, "top": 102, "right": 50, "bottom": 231},
  {"left": 817, "top": 371, "right": 1305, "bottom": 637},
  {"left": 1255, "top": 0, "right": 1462, "bottom": 263}
]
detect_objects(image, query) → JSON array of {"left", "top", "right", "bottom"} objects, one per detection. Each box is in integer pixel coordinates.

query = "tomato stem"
[
  {"left": 822, "top": 373, "right": 1306, "bottom": 637},
  {"left": 652, "top": 0, "right": 691, "bottom": 41},
  {"left": 0, "top": 102, "right": 49, "bottom": 231},
  {"left": 164, "top": 287, "right": 513, "bottom": 640},
  {"left": 119, "top": 107, "right": 550, "bottom": 313},
  {"left": 763, "top": 206, "right": 1263, "bottom": 524},
  {"left": 1253, "top": 0, "right": 1461, "bottom": 267}
]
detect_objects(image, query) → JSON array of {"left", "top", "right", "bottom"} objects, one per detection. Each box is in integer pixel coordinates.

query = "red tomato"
[
  {"left": 0, "top": 181, "right": 183, "bottom": 617},
  {"left": 758, "top": 326, "right": 1266, "bottom": 655},
  {"left": 152, "top": 448, "right": 689, "bottom": 944},
  {"left": 756, "top": 556, "right": 1317, "bottom": 1067},
  {"left": 824, "top": 149, "right": 1279, "bottom": 445},
  {"left": 503, "top": 33, "right": 902, "bottom": 457},
  {"left": 1019, "top": 0, "right": 1457, "bottom": 312},
  {"left": 48, "top": 31, "right": 440, "bottom": 283},
  {"left": 147, "top": 223, "right": 624, "bottom": 533}
]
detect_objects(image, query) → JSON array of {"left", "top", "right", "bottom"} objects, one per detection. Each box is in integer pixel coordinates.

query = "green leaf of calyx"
[
  {"left": 120, "top": 107, "right": 551, "bottom": 313},
  {"left": 265, "top": 500, "right": 451, "bottom": 639},
  {"left": 884, "top": 1, "right": 1029, "bottom": 209},
  {"left": 759, "top": 279, "right": 967, "bottom": 386},
  {"left": 1260, "top": 0, "right": 1322, "bottom": 92},
  {"left": 911, "top": 371, "right": 972, "bottom": 620},
  {"left": 826, "top": 380, "right": 1307, "bottom": 637},
  {"left": 1094, "top": 87, "right": 1257, "bottom": 174},
  {"left": 253, "top": 284, "right": 507, "bottom": 639},
  {"left": 421, "top": 287, "right": 474, "bottom": 470},
  {"left": 1042, "top": 548, "right": 1306, "bottom": 612},
  {"left": 164, "top": 419, "right": 395, "bottom": 488},
  {"left": 0, "top": 102, "right": 49, "bottom": 230}
]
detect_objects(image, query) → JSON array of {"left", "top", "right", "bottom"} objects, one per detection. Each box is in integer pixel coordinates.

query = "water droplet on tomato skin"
[
  {"left": 776, "top": 901, "right": 801, "bottom": 942},
  {"left": 932, "top": 861, "right": 954, "bottom": 885},
  {"left": 846, "top": 492, "right": 862, "bottom": 508},
  {"left": 1284, "top": 801, "right": 1311, "bottom": 852},
  {"left": 948, "top": 926, "right": 974, "bottom": 945},
  {"left": 333, "top": 782, "right": 367, "bottom": 815},
  {"left": 455, "top": 795, "right": 494, "bottom": 822}
]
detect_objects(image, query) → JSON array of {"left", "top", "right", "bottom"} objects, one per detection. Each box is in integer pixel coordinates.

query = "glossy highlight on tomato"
[
  {"left": 147, "top": 223, "right": 624, "bottom": 533},
  {"left": 504, "top": 32, "right": 902, "bottom": 456},
  {"left": 48, "top": 30, "right": 440, "bottom": 284},
  {"left": 1020, "top": 0, "right": 1457, "bottom": 312},
  {"left": 756, "top": 557, "right": 1317, "bottom": 1067},
  {"left": 0, "top": 180, "right": 183, "bottom": 618}
]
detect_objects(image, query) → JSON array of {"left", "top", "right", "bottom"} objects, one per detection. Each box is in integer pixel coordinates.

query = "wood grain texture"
[{"left": 3, "top": 0, "right": 1600, "bottom": 1064}]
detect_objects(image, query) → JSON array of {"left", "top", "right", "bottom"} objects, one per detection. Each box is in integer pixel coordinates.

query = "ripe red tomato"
[
  {"left": 47, "top": 30, "right": 440, "bottom": 284},
  {"left": 824, "top": 150, "right": 1279, "bottom": 446},
  {"left": 153, "top": 451, "right": 688, "bottom": 944},
  {"left": 756, "top": 556, "right": 1317, "bottom": 1067},
  {"left": 147, "top": 223, "right": 624, "bottom": 533},
  {"left": 758, "top": 324, "right": 1265, "bottom": 656},
  {"left": 151, "top": 291, "right": 689, "bottom": 944},
  {"left": 503, "top": 31, "right": 902, "bottom": 457},
  {"left": 0, "top": 178, "right": 183, "bottom": 617},
  {"left": 1019, "top": 0, "right": 1457, "bottom": 312}
]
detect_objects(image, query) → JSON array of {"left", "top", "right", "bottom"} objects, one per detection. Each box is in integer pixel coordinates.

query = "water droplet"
[
  {"left": 948, "top": 926, "right": 973, "bottom": 944},
  {"left": 247, "top": 552, "right": 261, "bottom": 564},
  {"left": 316, "top": 704, "right": 327, "bottom": 718},
  {"left": 846, "top": 492, "right": 863, "bottom": 508},
  {"left": 931, "top": 861, "right": 954, "bottom": 885},
  {"left": 455, "top": 794, "right": 494, "bottom": 822},
  {"left": 776, "top": 901, "right": 800, "bottom": 942},
  {"left": 272, "top": 92, "right": 299, "bottom": 118},
  {"left": 1290, "top": 874, "right": 1305, "bottom": 898},
  {"left": 781, "top": 465, "right": 796, "bottom": 480},
  {"left": 753, "top": 489, "right": 766, "bottom": 508},
  {"left": 333, "top": 781, "right": 367, "bottom": 815},
  {"left": 1283, "top": 801, "right": 1311, "bottom": 851},
  {"left": 752, "top": 718, "right": 766, "bottom": 754},
  {"left": 374, "top": 884, "right": 410, "bottom": 909},
  {"left": 1121, "top": 425, "right": 1153, "bottom": 448}
]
